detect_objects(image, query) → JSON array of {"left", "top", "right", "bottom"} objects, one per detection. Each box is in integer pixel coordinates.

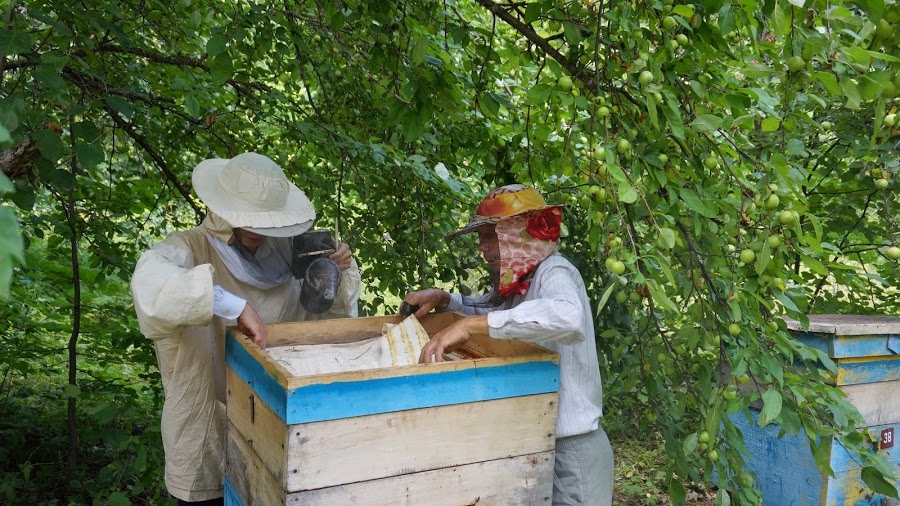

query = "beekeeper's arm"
[{"left": 131, "top": 234, "right": 267, "bottom": 345}]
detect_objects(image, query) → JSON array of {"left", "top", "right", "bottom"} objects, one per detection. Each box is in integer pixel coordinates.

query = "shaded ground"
[{"left": 611, "top": 431, "right": 717, "bottom": 505}]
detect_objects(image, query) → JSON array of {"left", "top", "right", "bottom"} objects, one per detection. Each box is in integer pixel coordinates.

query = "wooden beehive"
[
  {"left": 223, "top": 312, "right": 560, "bottom": 505},
  {"left": 732, "top": 314, "right": 900, "bottom": 505}
]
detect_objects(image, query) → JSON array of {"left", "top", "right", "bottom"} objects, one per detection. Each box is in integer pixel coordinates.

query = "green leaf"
[
  {"left": 33, "top": 129, "right": 68, "bottom": 162},
  {"left": 663, "top": 93, "right": 685, "bottom": 139},
  {"left": 617, "top": 182, "right": 638, "bottom": 203},
  {"left": 774, "top": 290, "right": 800, "bottom": 314},
  {"left": 104, "top": 96, "right": 135, "bottom": 120},
  {"left": 648, "top": 281, "right": 678, "bottom": 312},
  {"left": 64, "top": 384, "right": 81, "bottom": 398},
  {"left": 839, "top": 76, "right": 861, "bottom": 109},
  {"left": 657, "top": 227, "right": 676, "bottom": 249},
  {"left": 761, "top": 117, "right": 781, "bottom": 131},
  {"left": 0, "top": 205, "right": 23, "bottom": 299},
  {"left": 75, "top": 142, "right": 104, "bottom": 169},
  {"left": 669, "top": 478, "right": 687, "bottom": 506},
  {"left": 207, "top": 34, "right": 228, "bottom": 57},
  {"left": 596, "top": 282, "right": 616, "bottom": 311},
  {"left": 690, "top": 114, "right": 723, "bottom": 133},
  {"left": 679, "top": 188, "right": 716, "bottom": 217},
  {"left": 209, "top": 52, "right": 234, "bottom": 86},
  {"left": 33, "top": 63, "right": 67, "bottom": 90},
  {"left": 814, "top": 71, "right": 842, "bottom": 95},
  {"left": 106, "top": 492, "right": 131, "bottom": 506},
  {"left": 861, "top": 467, "right": 899, "bottom": 499},
  {"left": 0, "top": 29, "right": 32, "bottom": 54},
  {"left": 0, "top": 172, "right": 11, "bottom": 194},
  {"left": 411, "top": 36, "right": 428, "bottom": 65},
  {"left": 758, "top": 388, "right": 783, "bottom": 426}
]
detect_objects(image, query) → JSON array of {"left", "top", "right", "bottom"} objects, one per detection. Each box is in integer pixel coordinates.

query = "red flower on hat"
[{"left": 525, "top": 208, "right": 562, "bottom": 242}]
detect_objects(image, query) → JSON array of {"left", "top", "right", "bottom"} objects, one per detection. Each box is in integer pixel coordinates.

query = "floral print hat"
[{"left": 448, "top": 184, "right": 563, "bottom": 297}]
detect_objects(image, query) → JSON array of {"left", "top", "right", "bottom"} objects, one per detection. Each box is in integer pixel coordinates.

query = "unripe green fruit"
[
  {"left": 639, "top": 71, "right": 654, "bottom": 86},
  {"left": 884, "top": 114, "right": 897, "bottom": 127},
  {"left": 676, "top": 33, "right": 689, "bottom": 46},
  {"left": 779, "top": 210, "right": 796, "bottom": 225},
  {"left": 767, "top": 235, "right": 782, "bottom": 248},
  {"left": 617, "top": 139, "right": 631, "bottom": 153},
  {"left": 698, "top": 431, "right": 710, "bottom": 443},
  {"left": 737, "top": 374, "right": 750, "bottom": 385},
  {"left": 615, "top": 291, "right": 628, "bottom": 303},
  {"left": 886, "top": 246, "right": 900, "bottom": 260},
  {"left": 765, "top": 194, "right": 780, "bottom": 209},
  {"left": 662, "top": 16, "right": 677, "bottom": 30},
  {"left": 703, "top": 156, "right": 717, "bottom": 169},
  {"left": 787, "top": 55, "right": 805, "bottom": 73},
  {"left": 875, "top": 178, "right": 889, "bottom": 189},
  {"left": 728, "top": 323, "right": 741, "bottom": 336},
  {"left": 876, "top": 19, "right": 894, "bottom": 39},
  {"left": 606, "top": 258, "right": 626, "bottom": 275},
  {"left": 658, "top": 153, "right": 669, "bottom": 164},
  {"left": 597, "top": 106, "right": 610, "bottom": 117},
  {"left": 708, "top": 449, "right": 719, "bottom": 462},
  {"left": 558, "top": 75, "right": 573, "bottom": 90},
  {"left": 739, "top": 249, "right": 756, "bottom": 263},
  {"left": 821, "top": 121, "right": 832, "bottom": 130}
]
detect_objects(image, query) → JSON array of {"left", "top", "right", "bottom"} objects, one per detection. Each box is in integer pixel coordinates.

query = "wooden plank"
[
  {"left": 834, "top": 356, "right": 900, "bottom": 385},
  {"left": 840, "top": 380, "right": 900, "bottom": 427},
  {"left": 793, "top": 332, "right": 900, "bottom": 359},
  {"left": 284, "top": 360, "right": 559, "bottom": 424},
  {"left": 228, "top": 331, "right": 560, "bottom": 425},
  {"left": 728, "top": 409, "right": 828, "bottom": 504},
  {"left": 785, "top": 315, "right": 900, "bottom": 336},
  {"left": 285, "top": 393, "right": 558, "bottom": 491},
  {"left": 228, "top": 364, "right": 558, "bottom": 493},
  {"left": 225, "top": 420, "right": 288, "bottom": 506},
  {"left": 233, "top": 313, "right": 554, "bottom": 357},
  {"left": 288, "top": 451, "right": 555, "bottom": 505},
  {"left": 224, "top": 477, "right": 245, "bottom": 506},
  {"left": 226, "top": 367, "right": 288, "bottom": 491}
]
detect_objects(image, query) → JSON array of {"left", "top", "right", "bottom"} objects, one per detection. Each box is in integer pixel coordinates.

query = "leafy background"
[{"left": 1, "top": 0, "right": 899, "bottom": 503}]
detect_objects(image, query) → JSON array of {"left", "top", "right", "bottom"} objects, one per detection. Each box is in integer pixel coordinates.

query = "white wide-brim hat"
[{"left": 192, "top": 152, "right": 315, "bottom": 237}]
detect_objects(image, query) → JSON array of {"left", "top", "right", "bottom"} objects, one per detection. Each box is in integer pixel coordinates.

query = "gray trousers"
[{"left": 552, "top": 426, "right": 614, "bottom": 506}]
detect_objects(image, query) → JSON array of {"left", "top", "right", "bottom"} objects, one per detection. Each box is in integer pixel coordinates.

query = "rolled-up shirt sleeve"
[
  {"left": 213, "top": 285, "right": 246, "bottom": 320},
  {"left": 486, "top": 261, "right": 586, "bottom": 345}
]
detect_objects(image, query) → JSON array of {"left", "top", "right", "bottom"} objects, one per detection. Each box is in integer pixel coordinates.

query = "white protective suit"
[{"left": 131, "top": 215, "right": 360, "bottom": 502}]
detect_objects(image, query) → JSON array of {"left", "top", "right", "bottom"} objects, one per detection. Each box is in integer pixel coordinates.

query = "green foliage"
[{"left": 1, "top": 0, "right": 899, "bottom": 503}]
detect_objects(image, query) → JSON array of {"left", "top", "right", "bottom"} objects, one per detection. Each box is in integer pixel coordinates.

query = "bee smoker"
[{"left": 292, "top": 230, "right": 342, "bottom": 314}]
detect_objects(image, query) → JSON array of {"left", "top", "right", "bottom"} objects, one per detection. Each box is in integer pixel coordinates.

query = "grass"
[{"left": 611, "top": 430, "right": 716, "bottom": 506}]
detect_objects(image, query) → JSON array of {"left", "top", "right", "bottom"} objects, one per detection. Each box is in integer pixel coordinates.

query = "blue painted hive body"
[
  {"left": 223, "top": 312, "right": 561, "bottom": 505},
  {"left": 733, "top": 315, "right": 900, "bottom": 505}
]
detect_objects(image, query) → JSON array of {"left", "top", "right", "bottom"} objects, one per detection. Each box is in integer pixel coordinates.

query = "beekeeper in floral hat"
[
  {"left": 404, "top": 183, "right": 613, "bottom": 506},
  {"left": 131, "top": 152, "right": 360, "bottom": 504}
]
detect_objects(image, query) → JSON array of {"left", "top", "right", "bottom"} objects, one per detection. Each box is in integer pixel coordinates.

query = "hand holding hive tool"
[{"left": 398, "top": 301, "right": 420, "bottom": 317}]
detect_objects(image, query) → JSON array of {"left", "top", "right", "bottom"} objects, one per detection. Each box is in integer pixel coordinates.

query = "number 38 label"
[{"left": 881, "top": 427, "right": 894, "bottom": 450}]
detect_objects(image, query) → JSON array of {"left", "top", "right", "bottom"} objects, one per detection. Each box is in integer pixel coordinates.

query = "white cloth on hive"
[{"left": 269, "top": 315, "right": 431, "bottom": 376}]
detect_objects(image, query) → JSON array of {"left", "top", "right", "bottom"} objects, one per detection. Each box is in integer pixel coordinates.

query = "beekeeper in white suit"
[{"left": 131, "top": 152, "right": 360, "bottom": 505}]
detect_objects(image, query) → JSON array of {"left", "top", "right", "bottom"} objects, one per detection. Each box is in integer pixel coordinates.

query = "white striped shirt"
[{"left": 446, "top": 253, "right": 604, "bottom": 438}]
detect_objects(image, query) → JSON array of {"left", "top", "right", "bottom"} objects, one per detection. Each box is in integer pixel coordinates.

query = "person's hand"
[
  {"left": 329, "top": 242, "right": 354, "bottom": 270},
  {"left": 418, "top": 315, "right": 487, "bottom": 363},
  {"left": 237, "top": 304, "right": 267, "bottom": 349},
  {"left": 403, "top": 288, "right": 451, "bottom": 318}
]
